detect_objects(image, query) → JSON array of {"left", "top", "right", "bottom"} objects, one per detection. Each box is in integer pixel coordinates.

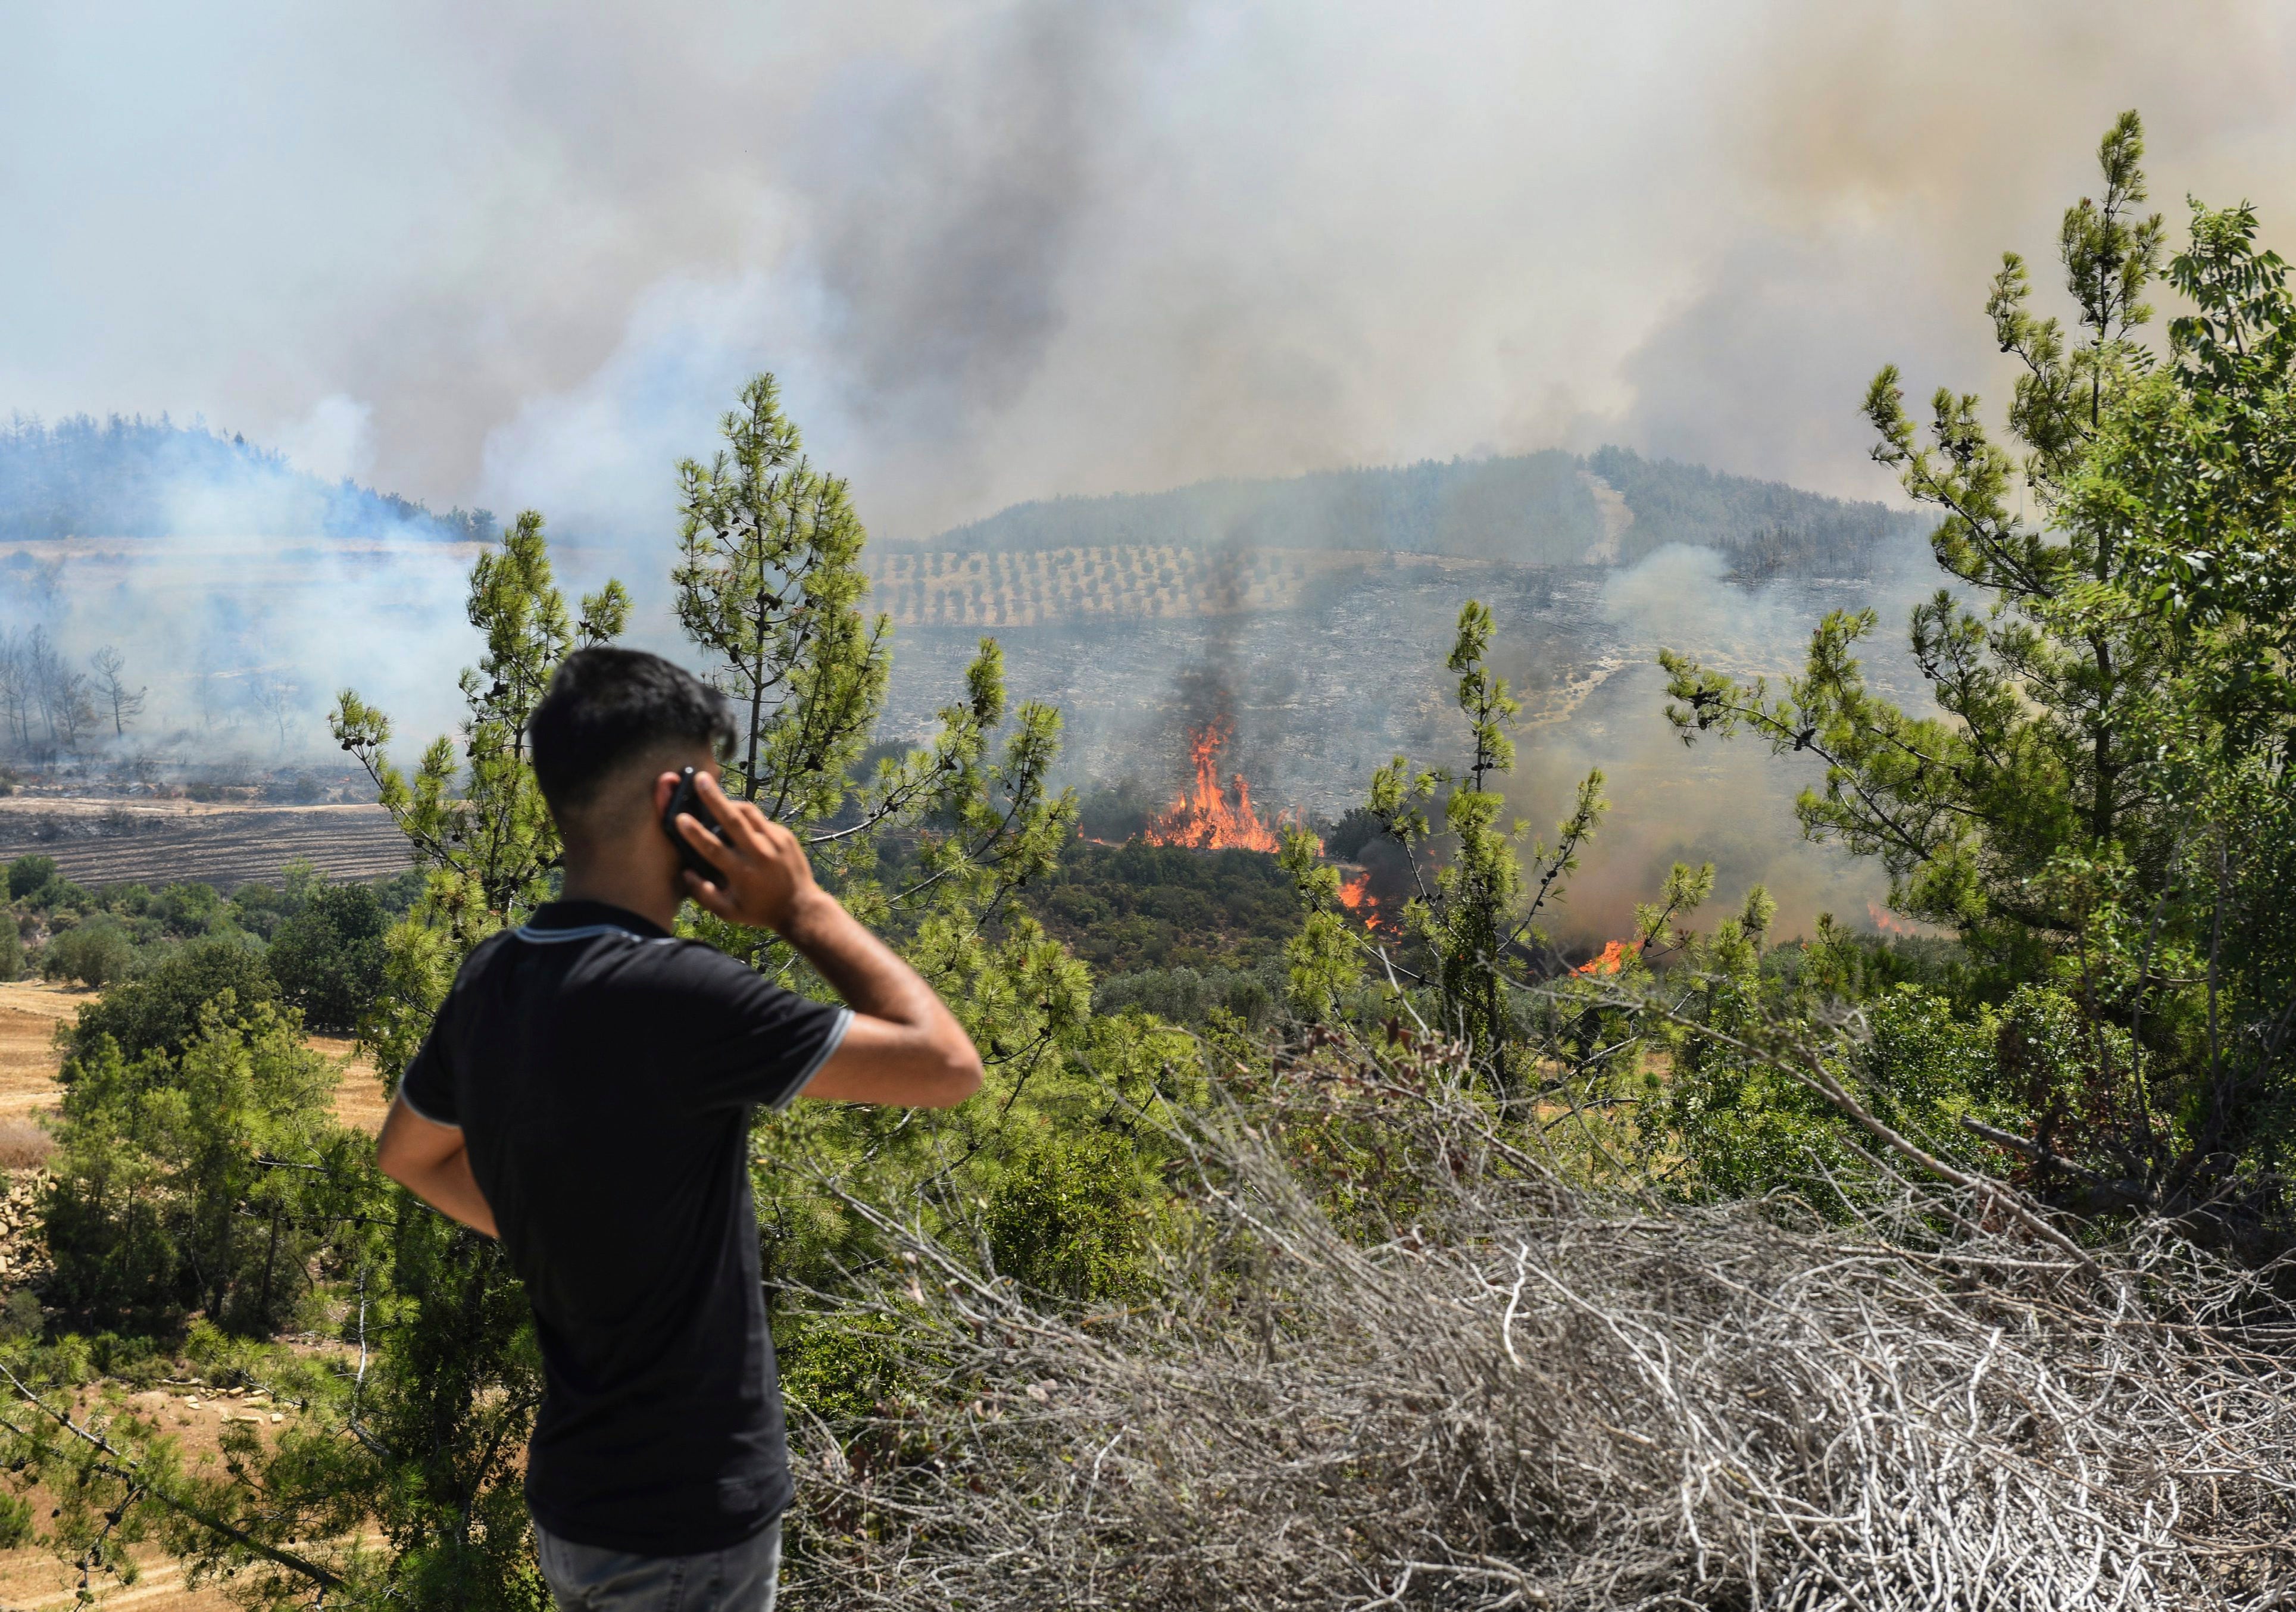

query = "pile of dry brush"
[{"left": 784, "top": 1030, "right": 2296, "bottom": 1611}]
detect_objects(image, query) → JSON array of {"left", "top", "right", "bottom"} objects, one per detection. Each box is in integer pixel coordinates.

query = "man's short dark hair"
[{"left": 529, "top": 648, "right": 736, "bottom": 817}]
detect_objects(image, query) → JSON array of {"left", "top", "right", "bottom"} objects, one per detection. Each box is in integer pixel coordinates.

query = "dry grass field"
[{"left": 0, "top": 799, "right": 410, "bottom": 892}]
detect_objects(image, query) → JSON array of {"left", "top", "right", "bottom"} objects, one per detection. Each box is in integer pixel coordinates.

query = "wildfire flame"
[
  {"left": 1141, "top": 718, "right": 1313, "bottom": 852},
  {"left": 1335, "top": 869, "right": 1397, "bottom": 932},
  {"left": 1867, "top": 901, "right": 1920, "bottom": 938},
  {"left": 1575, "top": 939, "right": 1632, "bottom": 976}
]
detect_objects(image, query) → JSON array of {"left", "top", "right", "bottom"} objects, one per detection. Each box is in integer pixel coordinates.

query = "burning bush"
[{"left": 1142, "top": 718, "right": 1313, "bottom": 854}]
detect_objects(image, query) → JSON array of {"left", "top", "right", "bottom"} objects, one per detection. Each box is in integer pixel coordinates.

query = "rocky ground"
[{"left": 0, "top": 1170, "right": 51, "bottom": 1295}]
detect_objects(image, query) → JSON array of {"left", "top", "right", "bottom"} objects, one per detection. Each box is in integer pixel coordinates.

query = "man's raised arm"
[{"left": 673, "top": 770, "right": 983, "bottom": 1108}]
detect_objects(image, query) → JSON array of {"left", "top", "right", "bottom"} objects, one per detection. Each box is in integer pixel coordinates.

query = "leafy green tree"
[
  {"left": 67, "top": 936, "right": 276, "bottom": 1060},
  {"left": 6, "top": 854, "right": 56, "bottom": 900},
  {"left": 1661, "top": 112, "right": 2167, "bottom": 957},
  {"left": 267, "top": 882, "right": 389, "bottom": 1033},
  {"left": 1658, "top": 113, "right": 2296, "bottom": 1242},
  {"left": 43, "top": 998, "right": 352, "bottom": 1334},
  {"left": 38, "top": 916, "right": 136, "bottom": 988},
  {"left": 149, "top": 881, "right": 230, "bottom": 938},
  {"left": 673, "top": 373, "right": 887, "bottom": 814}
]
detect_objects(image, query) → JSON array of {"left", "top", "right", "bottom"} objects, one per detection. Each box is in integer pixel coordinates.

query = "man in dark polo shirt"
[{"left": 375, "top": 647, "right": 982, "bottom": 1611}]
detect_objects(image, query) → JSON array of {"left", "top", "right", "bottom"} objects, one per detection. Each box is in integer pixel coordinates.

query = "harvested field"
[
  {"left": 0, "top": 798, "right": 409, "bottom": 891},
  {"left": 0, "top": 1539, "right": 243, "bottom": 1610},
  {"left": 0, "top": 980, "right": 80, "bottom": 1139}
]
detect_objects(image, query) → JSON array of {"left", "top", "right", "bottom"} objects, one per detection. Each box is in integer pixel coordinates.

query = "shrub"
[
  {"left": 27, "top": 877, "right": 92, "bottom": 914},
  {"left": 103, "top": 883, "right": 153, "bottom": 917},
  {"left": 148, "top": 882, "right": 229, "bottom": 938},
  {"left": 0, "top": 1291, "right": 41, "bottom": 1341},
  {"left": 1652, "top": 985, "right": 2007, "bottom": 1214},
  {"left": 5, "top": 856, "right": 56, "bottom": 901},
  {"left": 45, "top": 999, "right": 350, "bottom": 1333},
  {"left": 980, "top": 1130, "right": 1157, "bottom": 1305},
  {"left": 39, "top": 917, "right": 137, "bottom": 989},
  {"left": 267, "top": 883, "right": 389, "bottom": 1033},
  {"left": 68, "top": 936, "right": 277, "bottom": 1062},
  {"left": 0, "top": 913, "right": 20, "bottom": 983}
]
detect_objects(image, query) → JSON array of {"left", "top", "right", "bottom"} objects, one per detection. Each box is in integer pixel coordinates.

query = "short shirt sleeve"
[
  {"left": 664, "top": 946, "right": 852, "bottom": 1114},
  {"left": 398, "top": 1011, "right": 461, "bottom": 1129}
]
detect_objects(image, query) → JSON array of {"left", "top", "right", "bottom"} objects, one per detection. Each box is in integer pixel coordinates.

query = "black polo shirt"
[{"left": 399, "top": 899, "right": 849, "bottom": 1555}]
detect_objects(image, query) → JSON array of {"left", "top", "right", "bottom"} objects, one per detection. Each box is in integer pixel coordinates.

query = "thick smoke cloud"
[
  {"left": 9, "top": 1, "right": 2291, "bottom": 542},
  {"left": 3, "top": 1, "right": 2291, "bottom": 771}
]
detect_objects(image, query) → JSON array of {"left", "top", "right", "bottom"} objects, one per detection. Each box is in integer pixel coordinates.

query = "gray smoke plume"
[{"left": 5, "top": 1, "right": 2291, "bottom": 795}]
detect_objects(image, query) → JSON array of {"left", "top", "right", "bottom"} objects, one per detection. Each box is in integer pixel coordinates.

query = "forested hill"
[
  {"left": 919, "top": 445, "right": 1927, "bottom": 574},
  {"left": 0, "top": 413, "right": 493, "bottom": 542}
]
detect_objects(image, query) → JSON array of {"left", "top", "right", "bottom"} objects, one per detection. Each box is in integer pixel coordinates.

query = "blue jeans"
[{"left": 535, "top": 1518, "right": 780, "bottom": 1612}]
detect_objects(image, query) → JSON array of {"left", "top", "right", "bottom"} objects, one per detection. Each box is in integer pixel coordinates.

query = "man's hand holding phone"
[
  {"left": 666, "top": 770, "right": 824, "bottom": 936},
  {"left": 662, "top": 766, "right": 982, "bottom": 1110}
]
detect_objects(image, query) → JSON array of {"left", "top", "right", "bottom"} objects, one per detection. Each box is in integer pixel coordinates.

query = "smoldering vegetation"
[
  {"left": 5, "top": 410, "right": 1935, "bottom": 948},
  {"left": 0, "top": 416, "right": 527, "bottom": 762},
  {"left": 788, "top": 1031, "right": 2296, "bottom": 1610},
  {"left": 877, "top": 533, "right": 1935, "bottom": 945}
]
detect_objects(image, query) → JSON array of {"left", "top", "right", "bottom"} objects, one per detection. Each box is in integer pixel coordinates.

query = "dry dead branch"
[{"left": 785, "top": 1034, "right": 2296, "bottom": 1610}]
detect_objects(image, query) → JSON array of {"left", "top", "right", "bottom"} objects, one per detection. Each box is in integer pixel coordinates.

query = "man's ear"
[{"left": 652, "top": 770, "right": 684, "bottom": 818}]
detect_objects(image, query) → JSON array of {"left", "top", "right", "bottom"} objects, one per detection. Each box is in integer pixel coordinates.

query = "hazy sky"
[{"left": 7, "top": 1, "right": 2292, "bottom": 541}]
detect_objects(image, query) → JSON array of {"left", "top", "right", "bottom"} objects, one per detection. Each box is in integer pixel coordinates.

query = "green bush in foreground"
[{"left": 45, "top": 997, "right": 354, "bottom": 1334}]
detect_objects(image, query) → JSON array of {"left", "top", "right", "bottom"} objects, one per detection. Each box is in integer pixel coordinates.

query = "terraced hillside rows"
[
  {"left": 864, "top": 545, "right": 1370, "bottom": 627},
  {"left": 0, "top": 800, "right": 410, "bottom": 891}
]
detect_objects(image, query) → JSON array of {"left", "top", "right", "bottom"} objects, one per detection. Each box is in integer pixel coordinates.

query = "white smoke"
[{"left": 4, "top": 0, "right": 2291, "bottom": 778}]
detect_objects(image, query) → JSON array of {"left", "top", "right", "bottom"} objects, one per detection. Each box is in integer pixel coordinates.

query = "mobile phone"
[{"left": 661, "top": 766, "right": 727, "bottom": 881}]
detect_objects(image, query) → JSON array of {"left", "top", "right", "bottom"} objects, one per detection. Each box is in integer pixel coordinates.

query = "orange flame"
[
  {"left": 1141, "top": 718, "right": 1314, "bottom": 852},
  {"left": 1575, "top": 939, "right": 1632, "bottom": 976},
  {"left": 1867, "top": 901, "right": 1923, "bottom": 937},
  {"left": 1335, "top": 869, "right": 1397, "bottom": 932}
]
